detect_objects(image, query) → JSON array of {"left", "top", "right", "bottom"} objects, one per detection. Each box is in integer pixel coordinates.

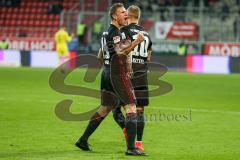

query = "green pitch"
[{"left": 0, "top": 67, "right": 240, "bottom": 160}]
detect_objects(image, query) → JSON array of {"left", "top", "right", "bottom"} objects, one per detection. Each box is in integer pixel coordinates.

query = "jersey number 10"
[{"left": 131, "top": 34, "right": 149, "bottom": 57}]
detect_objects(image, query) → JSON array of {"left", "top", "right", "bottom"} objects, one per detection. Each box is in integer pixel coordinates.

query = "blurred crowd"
[
  {"left": 0, "top": 0, "right": 64, "bottom": 14},
  {"left": 112, "top": 0, "right": 239, "bottom": 14},
  {"left": 0, "top": 0, "right": 21, "bottom": 7},
  {"left": 111, "top": 0, "right": 240, "bottom": 22}
]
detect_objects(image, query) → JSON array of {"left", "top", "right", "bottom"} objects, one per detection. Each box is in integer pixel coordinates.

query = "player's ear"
[{"left": 112, "top": 13, "right": 117, "bottom": 20}]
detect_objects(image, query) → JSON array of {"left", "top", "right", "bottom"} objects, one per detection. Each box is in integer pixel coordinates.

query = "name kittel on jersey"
[{"left": 132, "top": 58, "right": 145, "bottom": 64}]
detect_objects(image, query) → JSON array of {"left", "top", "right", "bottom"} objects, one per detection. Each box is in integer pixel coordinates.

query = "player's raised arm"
[{"left": 115, "top": 32, "right": 144, "bottom": 55}]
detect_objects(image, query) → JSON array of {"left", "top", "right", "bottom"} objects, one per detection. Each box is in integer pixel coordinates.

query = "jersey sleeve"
[{"left": 108, "top": 28, "right": 121, "bottom": 44}]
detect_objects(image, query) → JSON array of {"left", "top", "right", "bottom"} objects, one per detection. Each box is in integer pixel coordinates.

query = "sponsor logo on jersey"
[{"left": 113, "top": 36, "right": 121, "bottom": 44}]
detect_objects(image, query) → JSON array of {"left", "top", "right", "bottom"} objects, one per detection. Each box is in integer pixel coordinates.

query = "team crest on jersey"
[{"left": 113, "top": 36, "right": 121, "bottom": 44}]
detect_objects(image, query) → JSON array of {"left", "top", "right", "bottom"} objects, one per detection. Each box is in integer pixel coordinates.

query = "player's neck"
[
  {"left": 128, "top": 19, "right": 138, "bottom": 25},
  {"left": 111, "top": 21, "right": 121, "bottom": 29}
]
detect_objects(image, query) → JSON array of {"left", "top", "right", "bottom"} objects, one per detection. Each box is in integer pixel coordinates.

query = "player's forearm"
[
  {"left": 127, "top": 54, "right": 132, "bottom": 70},
  {"left": 121, "top": 39, "right": 142, "bottom": 55},
  {"left": 126, "top": 54, "right": 133, "bottom": 78}
]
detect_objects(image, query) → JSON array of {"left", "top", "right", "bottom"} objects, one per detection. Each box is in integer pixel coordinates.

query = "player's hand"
[
  {"left": 71, "top": 32, "right": 75, "bottom": 38},
  {"left": 136, "top": 32, "right": 144, "bottom": 43}
]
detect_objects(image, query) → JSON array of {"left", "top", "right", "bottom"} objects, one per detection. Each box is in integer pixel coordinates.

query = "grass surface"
[{"left": 0, "top": 67, "right": 240, "bottom": 160}]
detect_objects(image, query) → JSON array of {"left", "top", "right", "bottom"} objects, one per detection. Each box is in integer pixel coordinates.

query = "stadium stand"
[
  {"left": 0, "top": 0, "right": 153, "bottom": 40},
  {"left": 0, "top": 0, "right": 239, "bottom": 46},
  {"left": 0, "top": 0, "right": 78, "bottom": 39}
]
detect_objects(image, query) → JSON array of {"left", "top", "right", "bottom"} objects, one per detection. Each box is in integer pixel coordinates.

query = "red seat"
[
  {"left": 39, "top": 21, "right": 45, "bottom": 27},
  {"left": 1, "top": 7, "right": 7, "bottom": 13},
  {"left": 54, "top": 21, "right": 60, "bottom": 27},
  {"left": 9, "top": 27, "right": 17, "bottom": 33},
  {"left": 0, "top": 14, "right": 5, "bottom": 19},
  {"left": 43, "top": 2, "right": 48, "bottom": 8},
  {"left": 5, "top": 20, "right": 10, "bottom": 26},
  {"left": 36, "top": 8, "right": 43, "bottom": 14},
  {"left": 21, "top": 1, "right": 26, "bottom": 7},
  {"left": 31, "top": 8, "right": 37, "bottom": 14},
  {"left": 16, "top": 20, "right": 22, "bottom": 26},
  {"left": 54, "top": 15, "right": 60, "bottom": 20},
  {"left": 5, "top": 14, "right": 11, "bottom": 20},
  {"left": 38, "top": 2, "right": 44, "bottom": 8},
  {"left": 35, "top": 14, "right": 41, "bottom": 20},
  {"left": 19, "top": 8, "right": 25, "bottom": 14},
  {"left": 0, "top": 20, "right": 4, "bottom": 26},
  {"left": 49, "top": 14, "right": 54, "bottom": 20},
  {"left": 28, "top": 20, "right": 34, "bottom": 27},
  {"left": 37, "top": 33, "right": 45, "bottom": 38},
  {"left": 42, "top": 14, "right": 48, "bottom": 20},
  {"left": 34, "top": 20, "right": 41, "bottom": 27},
  {"left": 22, "top": 20, "right": 28, "bottom": 27},
  {"left": 29, "top": 14, "right": 35, "bottom": 20},
  {"left": 47, "top": 21, "right": 53, "bottom": 27},
  {"left": 12, "top": 14, "right": 18, "bottom": 19},
  {"left": 98, "top": 0, "right": 108, "bottom": 11},
  {"left": 23, "top": 14, "right": 29, "bottom": 20},
  {"left": 1, "top": 1, "right": 67, "bottom": 39},
  {"left": 13, "top": 8, "right": 19, "bottom": 14},
  {"left": 82, "top": 15, "right": 99, "bottom": 26},
  {"left": 11, "top": 20, "right": 17, "bottom": 26},
  {"left": 24, "top": 8, "right": 31, "bottom": 14},
  {"left": 7, "top": 8, "right": 13, "bottom": 14},
  {"left": 26, "top": 2, "right": 32, "bottom": 8},
  {"left": 17, "top": 14, "right": 24, "bottom": 19},
  {"left": 32, "top": 2, "right": 38, "bottom": 7}
]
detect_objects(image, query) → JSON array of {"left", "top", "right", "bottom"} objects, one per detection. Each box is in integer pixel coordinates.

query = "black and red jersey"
[{"left": 120, "top": 23, "right": 152, "bottom": 72}]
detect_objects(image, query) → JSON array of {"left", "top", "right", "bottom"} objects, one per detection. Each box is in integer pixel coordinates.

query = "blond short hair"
[
  {"left": 109, "top": 3, "right": 124, "bottom": 20},
  {"left": 127, "top": 5, "right": 141, "bottom": 20}
]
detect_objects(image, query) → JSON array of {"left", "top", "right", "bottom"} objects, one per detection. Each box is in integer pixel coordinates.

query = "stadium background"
[{"left": 0, "top": 0, "right": 240, "bottom": 160}]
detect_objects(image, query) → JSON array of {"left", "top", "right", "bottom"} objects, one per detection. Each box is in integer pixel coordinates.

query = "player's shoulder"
[
  {"left": 107, "top": 24, "right": 121, "bottom": 43},
  {"left": 108, "top": 24, "right": 118, "bottom": 33},
  {"left": 127, "top": 24, "right": 149, "bottom": 35},
  {"left": 120, "top": 25, "right": 130, "bottom": 32},
  {"left": 137, "top": 26, "right": 149, "bottom": 36},
  {"left": 108, "top": 25, "right": 119, "bottom": 38}
]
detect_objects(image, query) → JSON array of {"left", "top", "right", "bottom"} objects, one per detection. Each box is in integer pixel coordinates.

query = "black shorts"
[
  {"left": 111, "top": 55, "right": 135, "bottom": 106},
  {"left": 111, "top": 74, "right": 135, "bottom": 106},
  {"left": 100, "top": 69, "right": 119, "bottom": 106},
  {"left": 131, "top": 71, "right": 149, "bottom": 107},
  {"left": 101, "top": 68, "right": 135, "bottom": 107}
]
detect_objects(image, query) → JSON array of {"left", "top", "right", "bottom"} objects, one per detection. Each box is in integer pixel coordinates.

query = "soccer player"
[
  {"left": 75, "top": 3, "right": 145, "bottom": 156},
  {"left": 54, "top": 26, "right": 73, "bottom": 65},
  {"left": 112, "top": 5, "right": 152, "bottom": 153}
]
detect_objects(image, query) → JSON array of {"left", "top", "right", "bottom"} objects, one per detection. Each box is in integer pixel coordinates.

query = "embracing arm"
[{"left": 116, "top": 32, "right": 144, "bottom": 55}]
